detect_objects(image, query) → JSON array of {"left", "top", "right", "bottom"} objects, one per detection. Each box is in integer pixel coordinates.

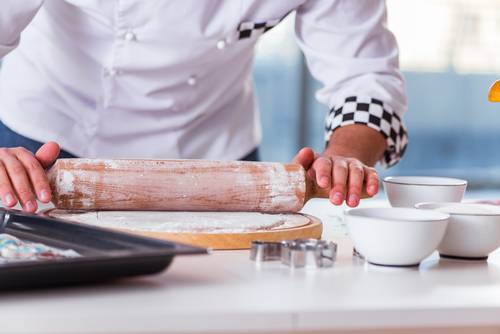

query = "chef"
[{"left": 0, "top": 0, "right": 407, "bottom": 212}]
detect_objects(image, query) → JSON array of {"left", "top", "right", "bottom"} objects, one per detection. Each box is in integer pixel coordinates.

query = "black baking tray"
[{"left": 0, "top": 208, "right": 207, "bottom": 290}]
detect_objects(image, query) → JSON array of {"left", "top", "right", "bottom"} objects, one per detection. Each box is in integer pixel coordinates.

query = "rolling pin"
[{"left": 47, "top": 159, "right": 366, "bottom": 212}]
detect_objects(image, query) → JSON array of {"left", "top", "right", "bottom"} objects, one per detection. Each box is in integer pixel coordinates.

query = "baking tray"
[{"left": 0, "top": 208, "right": 207, "bottom": 290}]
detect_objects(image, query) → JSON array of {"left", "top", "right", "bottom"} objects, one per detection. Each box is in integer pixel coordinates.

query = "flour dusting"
[
  {"left": 57, "top": 171, "right": 75, "bottom": 194},
  {"left": 267, "top": 164, "right": 305, "bottom": 210}
]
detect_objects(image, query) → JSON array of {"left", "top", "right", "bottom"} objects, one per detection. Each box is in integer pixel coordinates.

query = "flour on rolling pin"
[
  {"left": 48, "top": 159, "right": 310, "bottom": 212},
  {"left": 47, "top": 210, "right": 311, "bottom": 234}
]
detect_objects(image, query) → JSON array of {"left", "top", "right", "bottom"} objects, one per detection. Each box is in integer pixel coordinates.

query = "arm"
[
  {"left": 1, "top": 0, "right": 44, "bottom": 58},
  {"left": 0, "top": 1, "right": 59, "bottom": 213},
  {"left": 293, "top": 0, "right": 408, "bottom": 207}
]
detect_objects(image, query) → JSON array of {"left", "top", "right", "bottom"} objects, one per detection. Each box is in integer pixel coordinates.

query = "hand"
[
  {"left": 0, "top": 142, "right": 60, "bottom": 212},
  {"left": 293, "top": 147, "right": 379, "bottom": 207}
]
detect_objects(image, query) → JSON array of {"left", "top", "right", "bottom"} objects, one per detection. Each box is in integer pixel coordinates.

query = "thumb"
[
  {"left": 293, "top": 147, "right": 316, "bottom": 170},
  {"left": 35, "top": 141, "right": 60, "bottom": 168}
]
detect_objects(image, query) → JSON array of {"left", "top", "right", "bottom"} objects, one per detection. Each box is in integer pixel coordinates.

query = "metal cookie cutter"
[
  {"left": 250, "top": 240, "right": 284, "bottom": 262},
  {"left": 353, "top": 247, "right": 365, "bottom": 260},
  {"left": 281, "top": 239, "right": 337, "bottom": 269}
]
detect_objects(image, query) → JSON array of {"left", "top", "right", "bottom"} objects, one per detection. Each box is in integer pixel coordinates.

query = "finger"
[
  {"left": 0, "top": 161, "right": 17, "bottom": 207},
  {"left": 364, "top": 167, "right": 379, "bottom": 197},
  {"left": 35, "top": 141, "right": 60, "bottom": 169},
  {"left": 347, "top": 162, "right": 365, "bottom": 207},
  {"left": 15, "top": 148, "right": 52, "bottom": 203},
  {"left": 311, "top": 157, "right": 332, "bottom": 188},
  {"left": 0, "top": 150, "right": 37, "bottom": 212},
  {"left": 307, "top": 168, "right": 316, "bottom": 183},
  {"left": 330, "top": 160, "right": 348, "bottom": 205},
  {"left": 292, "top": 147, "right": 315, "bottom": 170}
]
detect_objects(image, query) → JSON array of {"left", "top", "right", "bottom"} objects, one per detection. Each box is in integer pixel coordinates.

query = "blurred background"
[
  {"left": 0, "top": 0, "right": 498, "bottom": 191},
  {"left": 254, "top": 0, "right": 500, "bottom": 191}
]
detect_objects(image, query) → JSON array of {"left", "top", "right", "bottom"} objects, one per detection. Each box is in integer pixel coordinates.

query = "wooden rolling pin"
[{"left": 47, "top": 159, "right": 364, "bottom": 212}]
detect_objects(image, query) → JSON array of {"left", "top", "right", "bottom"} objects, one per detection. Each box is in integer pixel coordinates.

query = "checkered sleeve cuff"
[{"left": 324, "top": 96, "right": 408, "bottom": 168}]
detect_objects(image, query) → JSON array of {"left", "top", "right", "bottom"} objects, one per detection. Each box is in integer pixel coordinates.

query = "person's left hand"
[{"left": 293, "top": 147, "right": 379, "bottom": 207}]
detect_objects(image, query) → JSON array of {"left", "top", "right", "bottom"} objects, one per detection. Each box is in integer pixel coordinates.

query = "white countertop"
[{"left": 2, "top": 198, "right": 500, "bottom": 334}]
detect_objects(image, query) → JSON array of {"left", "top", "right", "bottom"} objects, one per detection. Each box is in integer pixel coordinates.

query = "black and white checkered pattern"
[
  {"left": 238, "top": 19, "right": 280, "bottom": 40},
  {"left": 325, "top": 96, "right": 408, "bottom": 167}
]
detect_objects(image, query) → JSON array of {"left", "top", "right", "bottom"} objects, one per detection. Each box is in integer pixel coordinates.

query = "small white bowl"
[
  {"left": 345, "top": 208, "right": 450, "bottom": 267},
  {"left": 415, "top": 202, "right": 500, "bottom": 260},
  {"left": 383, "top": 176, "right": 467, "bottom": 207}
]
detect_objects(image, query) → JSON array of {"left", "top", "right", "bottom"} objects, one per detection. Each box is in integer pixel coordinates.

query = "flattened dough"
[{"left": 47, "top": 210, "right": 311, "bottom": 234}]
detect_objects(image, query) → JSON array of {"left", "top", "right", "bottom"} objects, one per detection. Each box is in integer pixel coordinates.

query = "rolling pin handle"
[
  {"left": 305, "top": 178, "right": 332, "bottom": 202},
  {"left": 304, "top": 177, "right": 370, "bottom": 203}
]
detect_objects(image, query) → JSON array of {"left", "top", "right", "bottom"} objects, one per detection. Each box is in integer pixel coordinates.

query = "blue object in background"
[{"left": 253, "top": 60, "right": 303, "bottom": 163}]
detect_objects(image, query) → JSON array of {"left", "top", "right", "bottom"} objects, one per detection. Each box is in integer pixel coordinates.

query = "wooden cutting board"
[{"left": 44, "top": 210, "right": 322, "bottom": 250}]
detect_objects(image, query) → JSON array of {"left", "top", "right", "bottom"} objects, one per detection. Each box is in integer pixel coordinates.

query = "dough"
[{"left": 48, "top": 210, "right": 311, "bottom": 234}]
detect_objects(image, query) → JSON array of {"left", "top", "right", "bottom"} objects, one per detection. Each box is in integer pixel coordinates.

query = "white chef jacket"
[{"left": 0, "top": 0, "right": 407, "bottom": 166}]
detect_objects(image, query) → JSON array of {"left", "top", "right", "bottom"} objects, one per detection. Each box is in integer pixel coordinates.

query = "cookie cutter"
[
  {"left": 250, "top": 239, "right": 337, "bottom": 269},
  {"left": 353, "top": 247, "right": 365, "bottom": 260},
  {"left": 281, "top": 239, "right": 337, "bottom": 268},
  {"left": 250, "top": 240, "right": 283, "bottom": 262}
]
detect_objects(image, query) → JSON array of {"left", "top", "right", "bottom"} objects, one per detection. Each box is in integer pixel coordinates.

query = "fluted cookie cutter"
[{"left": 250, "top": 239, "right": 337, "bottom": 269}]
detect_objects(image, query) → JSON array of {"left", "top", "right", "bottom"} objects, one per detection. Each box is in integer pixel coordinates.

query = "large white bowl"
[
  {"left": 345, "top": 208, "right": 450, "bottom": 266},
  {"left": 383, "top": 176, "right": 467, "bottom": 207},
  {"left": 416, "top": 202, "right": 500, "bottom": 259}
]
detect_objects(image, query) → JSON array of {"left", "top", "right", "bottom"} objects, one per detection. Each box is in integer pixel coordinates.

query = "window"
[{"left": 254, "top": 1, "right": 500, "bottom": 191}]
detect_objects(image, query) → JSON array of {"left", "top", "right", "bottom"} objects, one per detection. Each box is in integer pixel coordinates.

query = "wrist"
[
  {"left": 324, "top": 125, "right": 386, "bottom": 166},
  {"left": 324, "top": 95, "right": 408, "bottom": 168}
]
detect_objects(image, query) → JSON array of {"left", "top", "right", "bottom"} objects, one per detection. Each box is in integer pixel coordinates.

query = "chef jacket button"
[
  {"left": 124, "top": 31, "right": 136, "bottom": 41},
  {"left": 187, "top": 75, "right": 197, "bottom": 86},
  {"left": 104, "top": 68, "right": 121, "bottom": 77},
  {"left": 216, "top": 39, "right": 227, "bottom": 50}
]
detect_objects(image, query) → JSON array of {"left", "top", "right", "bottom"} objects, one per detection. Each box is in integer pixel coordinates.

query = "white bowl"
[
  {"left": 383, "top": 176, "right": 467, "bottom": 207},
  {"left": 416, "top": 202, "right": 500, "bottom": 259},
  {"left": 345, "top": 208, "right": 450, "bottom": 266}
]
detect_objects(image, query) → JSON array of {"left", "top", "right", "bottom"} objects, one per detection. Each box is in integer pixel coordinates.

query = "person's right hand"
[{"left": 0, "top": 142, "right": 60, "bottom": 212}]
